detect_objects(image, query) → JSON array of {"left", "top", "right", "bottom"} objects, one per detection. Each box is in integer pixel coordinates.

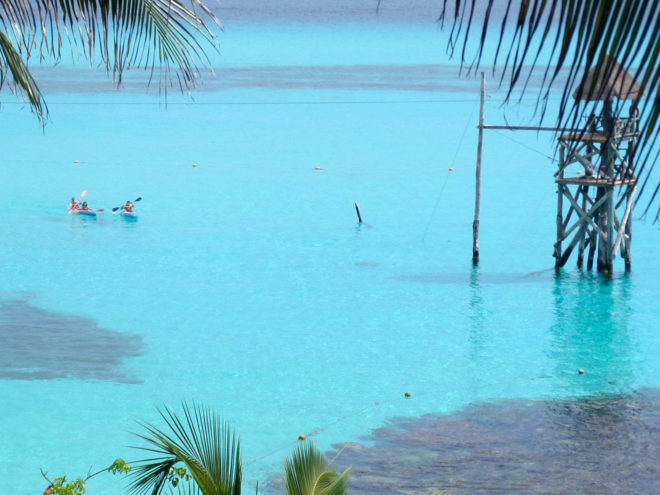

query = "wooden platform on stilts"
[
  {"left": 554, "top": 109, "right": 638, "bottom": 273},
  {"left": 476, "top": 55, "right": 644, "bottom": 272},
  {"left": 556, "top": 176, "right": 637, "bottom": 186}
]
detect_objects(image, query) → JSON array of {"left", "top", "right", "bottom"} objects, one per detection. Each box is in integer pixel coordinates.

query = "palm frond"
[
  {"left": 172, "top": 478, "right": 203, "bottom": 495},
  {"left": 0, "top": 27, "right": 48, "bottom": 122},
  {"left": 128, "top": 457, "right": 179, "bottom": 495},
  {"left": 128, "top": 402, "right": 242, "bottom": 495},
  {"left": 0, "top": 0, "right": 220, "bottom": 119},
  {"left": 284, "top": 442, "right": 350, "bottom": 495},
  {"left": 440, "top": 0, "right": 660, "bottom": 217}
]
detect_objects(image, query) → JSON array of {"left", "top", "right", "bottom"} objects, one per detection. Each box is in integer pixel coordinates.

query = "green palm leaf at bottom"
[
  {"left": 284, "top": 442, "right": 350, "bottom": 495},
  {"left": 128, "top": 403, "right": 242, "bottom": 495}
]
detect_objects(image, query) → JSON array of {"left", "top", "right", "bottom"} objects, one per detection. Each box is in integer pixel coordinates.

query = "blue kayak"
[
  {"left": 120, "top": 211, "right": 138, "bottom": 220},
  {"left": 69, "top": 209, "right": 97, "bottom": 217}
]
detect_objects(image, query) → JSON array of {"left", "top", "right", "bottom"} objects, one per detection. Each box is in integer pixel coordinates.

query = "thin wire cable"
[
  {"left": 328, "top": 169, "right": 561, "bottom": 465},
  {"left": 246, "top": 100, "right": 561, "bottom": 470},
  {"left": 5, "top": 98, "right": 482, "bottom": 106},
  {"left": 491, "top": 128, "right": 557, "bottom": 162},
  {"left": 247, "top": 267, "right": 561, "bottom": 471},
  {"left": 2, "top": 96, "right": 565, "bottom": 106},
  {"left": 248, "top": 100, "right": 475, "bottom": 469},
  {"left": 422, "top": 99, "right": 478, "bottom": 243}
]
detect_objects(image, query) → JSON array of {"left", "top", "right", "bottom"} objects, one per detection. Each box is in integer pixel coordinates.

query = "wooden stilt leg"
[
  {"left": 596, "top": 189, "right": 606, "bottom": 272},
  {"left": 587, "top": 224, "right": 597, "bottom": 271},
  {"left": 555, "top": 183, "right": 564, "bottom": 272},
  {"left": 577, "top": 186, "right": 587, "bottom": 268},
  {"left": 625, "top": 205, "right": 632, "bottom": 271}
]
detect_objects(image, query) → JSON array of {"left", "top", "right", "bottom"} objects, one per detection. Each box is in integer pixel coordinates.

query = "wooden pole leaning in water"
[
  {"left": 354, "top": 202, "right": 363, "bottom": 223},
  {"left": 473, "top": 72, "right": 485, "bottom": 265}
]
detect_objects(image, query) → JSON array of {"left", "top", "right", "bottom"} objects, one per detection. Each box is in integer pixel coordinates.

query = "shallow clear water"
[{"left": 1, "top": 10, "right": 659, "bottom": 495}]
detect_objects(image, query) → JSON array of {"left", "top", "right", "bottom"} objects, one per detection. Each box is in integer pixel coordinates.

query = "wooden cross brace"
[
  {"left": 556, "top": 139, "right": 598, "bottom": 177},
  {"left": 555, "top": 186, "right": 609, "bottom": 248},
  {"left": 611, "top": 184, "right": 636, "bottom": 256}
]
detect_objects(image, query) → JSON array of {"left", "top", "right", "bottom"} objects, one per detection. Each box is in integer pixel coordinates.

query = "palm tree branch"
[
  {"left": 128, "top": 403, "right": 242, "bottom": 495},
  {"left": 0, "top": 26, "right": 47, "bottom": 121},
  {"left": 440, "top": 0, "right": 660, "bottom": 217},
  {"left": 127, "top": 457, "right": 179, "bottom": 495},
  {"left": 284, "top": 441, "right": 349, "bottom": 495},
  {"left": 0, "top": 0, "right": 221, "bottom": 119}
]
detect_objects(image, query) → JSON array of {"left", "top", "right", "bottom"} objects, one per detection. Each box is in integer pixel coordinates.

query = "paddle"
[
  {"left": 112, "top": 197, "right": 142, "bottom": 213},
  {"left": 78, "top": 190, "right": 103, "bottom": 212},
  {"left": 68, "top": 190, "right": 89, "bottom": 213}
]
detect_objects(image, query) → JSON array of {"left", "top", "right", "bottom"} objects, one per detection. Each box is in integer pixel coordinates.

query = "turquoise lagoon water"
[{"left": 1, "top": 13, "right": 660, "bottom": 495}]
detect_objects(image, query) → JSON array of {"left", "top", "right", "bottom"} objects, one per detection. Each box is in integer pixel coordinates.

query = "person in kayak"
[
  {"left": 69, "top": 197, "right": 80, "bottom": 210},
  {"left": 81, "top": 201, "right": 91, "bottom": 210},
  {"left": 122, "top": 201, "right": 134, "bottom": 212}
]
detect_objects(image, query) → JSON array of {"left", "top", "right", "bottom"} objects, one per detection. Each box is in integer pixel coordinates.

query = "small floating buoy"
[
  {"left": 578, "top": 369, "right": 585, "bottom": 375},
  {"left": 577, "top": 170, "right": 583, "bottom": 175},
  {"left": 449, "top": 167, "right": 454, "bottom": 171},
  {"left": 315, "top": 166, "right": 322, "bottom": 170},
  {"left": 404, "top": 391, "right": 411, "bottom": 398},
  {"left": 192, "top": 163, "right": 198, "bottom": 168},
  {"left": 298, "top": 434, "right": 306, "bottom": 440}
]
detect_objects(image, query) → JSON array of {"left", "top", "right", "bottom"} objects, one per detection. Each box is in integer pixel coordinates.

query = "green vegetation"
[
  {"left": 42, "top": 403, "right": 350, "bottom": 495},
  {"left": 283, "top": 442, "right": 350, "bottom": 495},
  {"left": 41, "top": 459, "right": 131, "bottom": 495},
  {"left": 127, "top": 402, "right": 242, "bottom": 495}
]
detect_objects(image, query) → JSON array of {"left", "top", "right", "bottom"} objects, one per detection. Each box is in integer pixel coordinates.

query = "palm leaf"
[
  {"left": 0, "top": 0, "right": 220, "bottom": 120},
  {"left": 171, "top": 478, "right": 203, "bottom": 495},
  {"left": 440, "top": 0, "right": 660, "bottom": 217},
  {"left": 284, "top": 442, "right": 350, "bottom": 495},
  {"left": 0, "top": 27, "right": 48, "bottom": 122},
  {"left": 128, "top": 402, "right": 242, "bottom": 495}
]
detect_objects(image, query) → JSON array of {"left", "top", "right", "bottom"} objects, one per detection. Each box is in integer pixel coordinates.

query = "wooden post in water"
[
  {"left": 624, "top": 122, "right": 637, "bottom": 271},
  {"left": 599, "top": 101, "right": 615, "bottom": 274},
  {"left": 473, "top": 72, "right": 485, "bottom": 265},
  {"left": 554, "top": 146, "right": 565, "bottom": 271},
  {"left": 354, "top": 202, "right": 363, "bottom": 223},
  {"left": 624, "top": 210, "right": 632, "bottom": 270},
  {"left": 577, "top": 186, "right": 588, "bottom": 268}
]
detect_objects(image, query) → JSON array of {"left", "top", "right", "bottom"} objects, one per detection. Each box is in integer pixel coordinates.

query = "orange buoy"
[
  {"left": 315, "top": 166, "right": 322, "bottom": 170},
  {"left": 577, "top": 170, "right": 583, "bottom": 174},
  {"left": 298, "top": 434, "right": 306, "bottom": 440},
  {"left": 192, "top": 163, "right": 198, "bottom": 168},
  {"left": 404, "top": 391, "right": 411, "bottom": 398},
  {"left": 449, "top": 167, "right": 454, "bottom": 171}
]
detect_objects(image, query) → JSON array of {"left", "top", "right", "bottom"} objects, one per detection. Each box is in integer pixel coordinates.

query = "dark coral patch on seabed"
[
  {"left": 328, "top": 389, "right": 660, "bottom": 495},
  {"left": 0, "top": 299, "right": 142, "bottom": 383}
]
